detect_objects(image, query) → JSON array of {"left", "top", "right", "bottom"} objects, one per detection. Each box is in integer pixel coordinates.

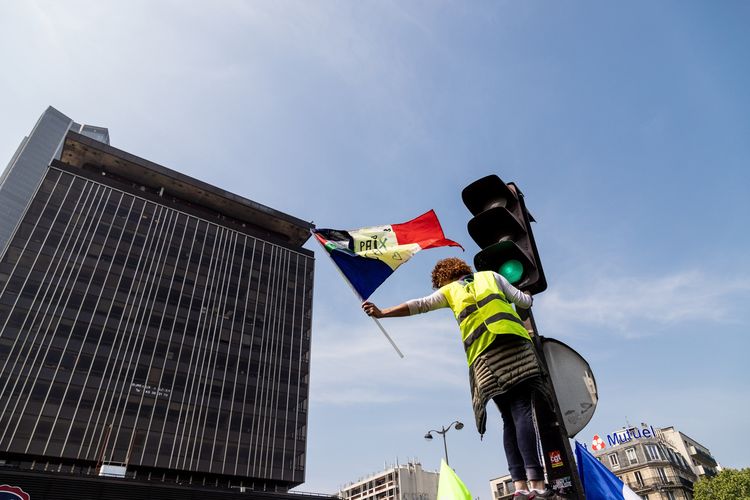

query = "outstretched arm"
[
  {"left": 363, "top": 290, "right": 449, "bottom": 318},
  {"left": 362, "top": 301, "right": 410, "bottom": 318}
]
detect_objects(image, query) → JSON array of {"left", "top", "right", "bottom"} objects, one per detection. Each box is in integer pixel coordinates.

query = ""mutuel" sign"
[{"left": 591, "top": 425, "right": 657, "bottom": 451}]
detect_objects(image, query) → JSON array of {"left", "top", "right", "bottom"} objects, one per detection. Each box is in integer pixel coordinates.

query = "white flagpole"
[{"left": 371, "top": 317, "right": 404, "bottom": 358}]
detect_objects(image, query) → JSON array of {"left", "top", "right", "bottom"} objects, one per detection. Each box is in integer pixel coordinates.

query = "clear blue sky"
[{"left": 1, "top": 1, "right": 749, "bottom": 497}]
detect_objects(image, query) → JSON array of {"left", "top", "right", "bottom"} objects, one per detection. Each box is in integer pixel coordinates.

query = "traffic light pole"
[
  {"left": 461, "top": 175, "right": 588, "bottom": 498},
  {"left": 520, "top": 307, "right": 585, "bottom": 499}
]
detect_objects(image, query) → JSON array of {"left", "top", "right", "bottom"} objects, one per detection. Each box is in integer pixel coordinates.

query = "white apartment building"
[
  {"left": 339, "top": 462, "right": 439, "bottom": 500},
  {"left": 489, "top": 474, "right": 515, "bottom": 500},
  {"left": 590, "top": 423, "right": 720, "bottom": 500},
  {"left": 658, "top": 427, "right": 720, "bottom": 479}
]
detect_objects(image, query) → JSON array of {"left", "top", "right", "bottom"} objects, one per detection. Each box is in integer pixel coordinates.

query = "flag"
[
  {"left": 437, "top": 459, "right": 472, "bottom": 500},
  {"left": 575, "top": 442, "right": 642, "bottom": 500},
  {"left": 312, "top": 210, "right": 462, "bottom": 300}
]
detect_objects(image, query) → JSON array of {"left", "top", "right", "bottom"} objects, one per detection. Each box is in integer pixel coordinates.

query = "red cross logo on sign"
[{"left": 591, "top": 434, "right": 606, "bottom": 451}]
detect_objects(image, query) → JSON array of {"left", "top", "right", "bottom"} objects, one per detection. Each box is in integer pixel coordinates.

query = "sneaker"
[{"left": 528, "top": 488, "right": 563, "bottom": 499}]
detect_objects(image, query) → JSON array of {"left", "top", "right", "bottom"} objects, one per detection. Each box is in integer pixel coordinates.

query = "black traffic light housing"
[{"left": 462, "top": 175, "right": 547, "bottom": 295}]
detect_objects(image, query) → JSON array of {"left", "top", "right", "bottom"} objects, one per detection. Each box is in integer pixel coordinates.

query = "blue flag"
[{"left": 575, "top": 442, "right": 641, "bottom": 499}]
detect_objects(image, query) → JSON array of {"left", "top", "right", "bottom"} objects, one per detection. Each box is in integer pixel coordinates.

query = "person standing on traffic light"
[{"left": 362, "top": 257, "right": 556, "bottom": 499}]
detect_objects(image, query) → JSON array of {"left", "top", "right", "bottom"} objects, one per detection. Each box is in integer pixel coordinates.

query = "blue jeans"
[{"left": 494, "top": 388, "right": 544, "bottom": 482}]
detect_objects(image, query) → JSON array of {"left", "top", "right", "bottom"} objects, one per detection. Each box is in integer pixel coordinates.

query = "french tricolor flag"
[
  {"left": 575, "top": 442, "right": 641, "bottom": 499},
  {"left": 312, "top": 210, "right": 462, "bottom": 300}
]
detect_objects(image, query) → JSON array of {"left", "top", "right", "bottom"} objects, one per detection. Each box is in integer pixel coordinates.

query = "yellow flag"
[{"left": 437, "top": 459, "right": 472, "bottom": 500}]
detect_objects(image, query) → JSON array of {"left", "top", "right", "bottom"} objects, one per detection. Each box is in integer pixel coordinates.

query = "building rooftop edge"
[
  {"left": 61, "top": 131, "right": 315, "bottom": 246},
  {"left": 339, "top": 461, "right": 438, "bottom": 491}
]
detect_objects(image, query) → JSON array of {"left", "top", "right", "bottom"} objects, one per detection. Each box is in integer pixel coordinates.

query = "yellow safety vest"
[{"left": 440, "top": 271, "right": 531, "bottom": 366}]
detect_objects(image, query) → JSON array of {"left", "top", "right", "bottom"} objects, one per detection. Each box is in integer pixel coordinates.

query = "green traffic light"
[{"left": 499, "top": 259, "right": 524, "bottom": 284}]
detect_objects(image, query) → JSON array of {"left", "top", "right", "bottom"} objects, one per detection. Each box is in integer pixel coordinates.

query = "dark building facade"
[
  {"left": 0, "top": 132, "right": 315, "bottom": 492},
  {"left": 0, "top": 469, "right": 339, "bottom": 500}
]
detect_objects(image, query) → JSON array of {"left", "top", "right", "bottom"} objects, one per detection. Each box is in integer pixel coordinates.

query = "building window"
[
  {"left": 657, "top": 467, "right": 668, "bottom": 483},
  {"left": 634, "top": 471, "right": 644, "bottom": 487},
  {"left": 626, "top": 448, "right": 639, "bottom": 465},
  {"left": 608, "top": 453, "right": 620, "bottom": 469},
  {"left": 645, "top": 444, "right": 662, "bottom": 461},
  {"left": 665, "top": 491, "right": 676, "bottom": 500}
]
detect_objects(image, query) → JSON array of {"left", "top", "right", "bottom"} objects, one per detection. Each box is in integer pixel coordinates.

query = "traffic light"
[{"left": 462, "top": 174, "right": 547, "bottom": 295}]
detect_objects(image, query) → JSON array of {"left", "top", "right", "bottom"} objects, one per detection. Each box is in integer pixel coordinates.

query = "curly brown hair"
[{"left": 431, "top": 258, "right": 472, "bottom": 289}]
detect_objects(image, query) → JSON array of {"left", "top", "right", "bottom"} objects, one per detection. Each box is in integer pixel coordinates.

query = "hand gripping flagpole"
[{"left": 329, "top": 262, "right": 405, "bottom": 359}]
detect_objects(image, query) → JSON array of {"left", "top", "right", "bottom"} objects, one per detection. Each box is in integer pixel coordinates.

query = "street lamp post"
[{"left": 424, "top": 420, "right": 464, "bottom": 466}]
